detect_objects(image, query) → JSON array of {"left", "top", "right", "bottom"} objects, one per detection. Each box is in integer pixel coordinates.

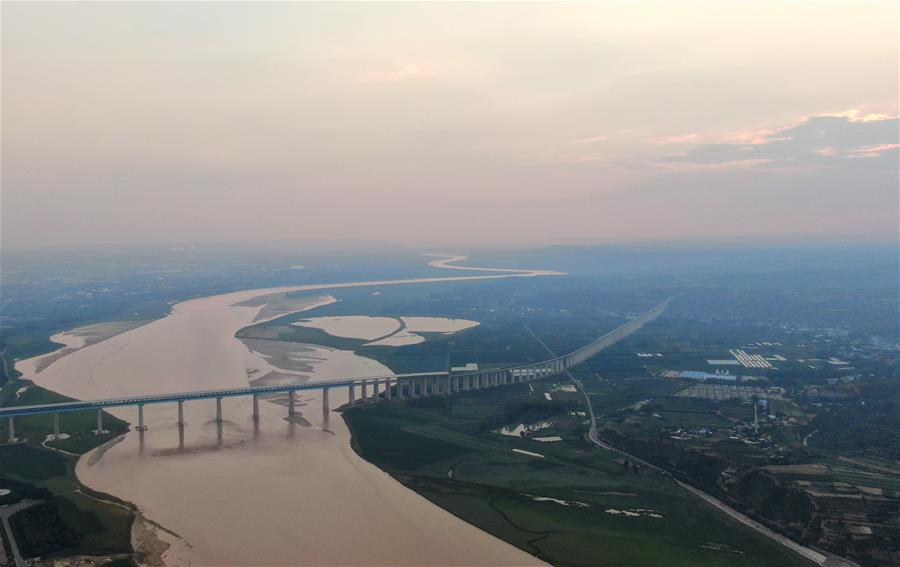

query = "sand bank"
[{"left": 16, "top": 262, "right": 552, "bottom": 566}]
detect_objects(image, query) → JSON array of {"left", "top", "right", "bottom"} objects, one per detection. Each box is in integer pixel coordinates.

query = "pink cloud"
[
  {"left": 722, "top": 127, "right": 783, "bottom": 145},
  {"left": 651, "top": 133, "right": 701, "bottom": 145},
  {"left": 846, "top": 143, "right": 900, "bottom": 158},
  {"left": 814, "top": 146, "right": 838, "bottom": 157},
  {"left": 569, "top": 135, "right": 610, "bottom": 144},
  {"left": 824, "top": 109, "right": 897, "bottom": 123},
  {"left": 650, "top": 158, "right": 773, "bottom": 171}
]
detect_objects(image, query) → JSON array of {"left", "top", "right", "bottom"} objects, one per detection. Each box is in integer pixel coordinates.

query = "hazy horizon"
[{"left": 3, "top": 2, "right": 898, "bottom": 250}]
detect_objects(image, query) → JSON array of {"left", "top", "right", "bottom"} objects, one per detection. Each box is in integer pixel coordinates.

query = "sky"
[{"left": 2, "top": 2, "right": 898, "bottom": 250}]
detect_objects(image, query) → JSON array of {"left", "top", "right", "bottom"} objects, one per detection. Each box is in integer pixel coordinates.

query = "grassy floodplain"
[
  {"left": 343, "top": 382, "right": 812, "bottom": 567},
  {"left": 0, "top": 383, "right": 136, "bottom": 564}
]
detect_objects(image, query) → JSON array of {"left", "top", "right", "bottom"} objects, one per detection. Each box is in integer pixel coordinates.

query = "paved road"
[
  {"left": 0, "top": 499, "right": 40, "bottom": 567},
  {"left": 525, "top": 324, "right": 856, "bottom": 567}
]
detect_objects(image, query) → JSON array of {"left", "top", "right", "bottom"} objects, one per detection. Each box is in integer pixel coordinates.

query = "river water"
[{"left": 17, "top": 265, "right": 552, "bottom": 566}]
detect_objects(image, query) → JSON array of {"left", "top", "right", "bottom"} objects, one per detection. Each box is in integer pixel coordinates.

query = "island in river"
[{"left": 8, "top": 258, "right": 554, "bottom": 565}]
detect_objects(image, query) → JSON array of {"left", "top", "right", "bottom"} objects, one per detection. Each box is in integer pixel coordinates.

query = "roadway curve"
[{"left": 527, "top": 324, "right": 856, "bottom": 567}]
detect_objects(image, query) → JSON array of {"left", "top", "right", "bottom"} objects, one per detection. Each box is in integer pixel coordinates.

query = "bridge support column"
[
  {"left": 177, "top": 400, "right": 185, "bottom": 428},
  {"left": 7, "top": 417, "right": 14, "bottom": 443},
  {"left": 252, "top": 395, "right": 260, "bottom": 420},
  {"left": 323, "top": 387, "right": 330, "bottom": 415},
  {"left": 446, "top": 375, "right": 452, "bottom": 395},
  {"left": 216, "top": 397, "right": 223, "bottom": 423},
  {"left": 385, "top": 380, "right": 392, "bottom": 401},
  {"left": 95, "top": 409, "right": 104, "bottom": 435},
  {"left": 138, "top": 404, "right": 146, "bottom": 431},
  {"left": 396, "top": 381, "right": 404, "bottom": 400},
  {"left": 371, "top": 380, "right": 379, "bottom": 403},
  {"left": 361, "top": 380, "right": 368, "bottom": 402},
  {"left": 54, "top": 413, "right": 60, "bottom": 439},
  {"left": 288, "top": 391, "right": 296, "bottom": 416},
  {"left": 349, "top": 383, "right": 356, "bottom": 406}
]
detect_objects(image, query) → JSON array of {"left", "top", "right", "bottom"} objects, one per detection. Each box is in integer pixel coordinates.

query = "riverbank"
[
  {"left": 9, "top": 257, "right": 556, "bottom": 565},
  {"left": 343, "top": 382, "right": 813, "bottom": 566}
]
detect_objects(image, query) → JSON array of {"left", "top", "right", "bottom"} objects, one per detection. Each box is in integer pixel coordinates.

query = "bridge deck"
[{"left": 1, "top": 299, "right": 670, "bottom": 419}]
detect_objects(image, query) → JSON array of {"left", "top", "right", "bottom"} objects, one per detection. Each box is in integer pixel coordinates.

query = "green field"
[
  {"left": 0, "top": 380, "right": 135, "bottom": 563},
  {"left": 343, "top": 383, "right": 813, "bottom": 566}
]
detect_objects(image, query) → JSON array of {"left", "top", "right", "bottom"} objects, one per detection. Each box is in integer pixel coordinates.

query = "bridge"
[{"left": 1, "top": 299, "right": 670, "bottom": 443}]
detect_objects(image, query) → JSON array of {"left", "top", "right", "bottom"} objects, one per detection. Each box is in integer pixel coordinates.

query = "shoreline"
[{"left": 13, "top": 256, "right": 557, "bottom": 566}]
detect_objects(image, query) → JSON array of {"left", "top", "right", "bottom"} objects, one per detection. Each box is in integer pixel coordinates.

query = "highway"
[
  {"left": 0, "top": 301, "right": 671, "bottom": 422},
  {"left": 527, "top": 314, "right": 854, "bottom": 567},
  {"left": 0, "top": 499, "right": 39, "bottom": 567}
]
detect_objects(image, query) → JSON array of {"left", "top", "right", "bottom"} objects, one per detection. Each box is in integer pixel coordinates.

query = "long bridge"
[{"left": 1, "top": 300, "right": 670, "bottom": 443}]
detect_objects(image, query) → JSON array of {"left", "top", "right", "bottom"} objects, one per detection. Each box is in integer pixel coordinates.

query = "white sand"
[
  {"left": 292, "top": 316, "right": 401, "bottom": 340},
  {"left": 401, "top": 316, "right": 479, "bottom": 333},
  {"left": 513, "top": 449, "right": 545, "bottom": 458},
  {"left": 17, "top": 265, "right": 552, "bottom": 567},
  {"left": 365, "top": 330, "right": 426, "bottom": 347}
]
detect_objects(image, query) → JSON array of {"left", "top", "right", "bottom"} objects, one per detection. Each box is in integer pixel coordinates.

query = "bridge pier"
[
  {"left": 95, "top": 409, "right": 104, "bottom": 435},
  {"left": 216, "top": 397, "right": 223, "bottom": 423},
  {"left": 445, "top": 375, "right": 452, "bottom": 395},
  {"left": 137, "top": 404, "right": 146, "bottom": 431},
  {"left": 252, "top": 395, "right": 260, "bottom": 420},
  {"left": 349, "top": 383, "right": 355, "bottom": 406},
  {"left": 7, "top": 417, "right": 13, "bottom": 443},
  {"left": 177, "top": 400, "right": 185, "bottom": 428},
  {"left": 361, "top": 380, "right": 368, "bottom": 402},
  {"left": 54, "top": 413, "right": 60, "bottom": 439},
  {"left": 323, "top": 387, "right": 330, "bottom": 415},
  {"left": 288, "top": 391, "right": 296, "bottom": 416},
  {"left": 385, "top": 380, "right": 392, "bottom": 401}
]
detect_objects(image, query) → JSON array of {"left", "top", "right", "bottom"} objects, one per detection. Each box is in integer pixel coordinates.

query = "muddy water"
[{"left": 18, "top": 270, "right": 549, "bottom": 566}]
